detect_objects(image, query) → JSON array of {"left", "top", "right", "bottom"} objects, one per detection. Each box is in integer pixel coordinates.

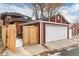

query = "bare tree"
[
  {"left": 38, "top": 3, "right": 46, "bottom": 19},
  {"left": 32, "top": 3, "right": 39, "bottom": 20},
  {"left": 31, "top": 3, "right": 65, "bottom": 20},
  {"left": 31, "top": 3, "right": 46, "bottom": 20},
  {"left": 45, "top": 3, "right": 65, "bottom": 20}
]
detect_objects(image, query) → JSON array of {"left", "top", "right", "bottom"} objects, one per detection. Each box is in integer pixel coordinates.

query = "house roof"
[
  {"left": 43, "top": 13, "right": 69, "bottom": 24},
  {"left": 56, "top": 14, "right": 69, "bottom": 24},
  {"left": 11, "top": 18, "right": 31, "bottom": 22},
  {"left": 1, "top": 12, "right": 22, "bottom": 17},
  {"left": 0, "top": 12, "right": 32, "bottom": 22}
]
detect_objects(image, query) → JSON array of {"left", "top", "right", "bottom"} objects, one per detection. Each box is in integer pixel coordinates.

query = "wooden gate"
[
  {"left": 23, "top": 26, "right": 39, "bottom": 46},
  {"left": 6, "top": 24, "right": 16, "bottom": 52}
]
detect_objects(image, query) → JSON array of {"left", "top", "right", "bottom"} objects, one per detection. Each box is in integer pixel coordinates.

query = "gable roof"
[
  {"left": 10, "top": 17, "right": 31, "bottom": 22},
  {"left": 43, "top": 13, "right": 69, "bottom": 24},
  {"left": 1, "top": 12, "right": 23, "bottom": 17},
  {"left": 0, "top": 12, "right": 32, "bottom": 22},
  {"left": 55, "top": 14, "right": 69, "bottom": 24}
]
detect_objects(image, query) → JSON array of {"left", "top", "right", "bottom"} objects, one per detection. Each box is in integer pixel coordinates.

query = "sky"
[
  {"left": 0, "top": 3, "right": 79, "bottom": 23},
  {"left": 59, "top": 3, "right": 79, "bottom": 23}
]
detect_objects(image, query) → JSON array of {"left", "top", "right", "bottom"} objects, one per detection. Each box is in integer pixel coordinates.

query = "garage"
[
  {"left": 22, "top": 20, "right": 69, "bottom": 44},
  {"left": 45, "top": 24, "right": 68, "bottom": 42},
  {"left": 22, "top": 14, "right": 69, "bottom": 44}
]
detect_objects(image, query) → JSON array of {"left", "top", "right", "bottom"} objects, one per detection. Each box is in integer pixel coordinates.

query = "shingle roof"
[
  {"left": 1, "top": 12, "right": 32, "bottom": 22},
  {"left": 1, "top": 12, "right": 22, "bottom": 17}
]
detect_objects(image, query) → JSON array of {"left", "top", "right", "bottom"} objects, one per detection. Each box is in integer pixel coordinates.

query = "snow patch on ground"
[{"left": 16, "top": 38, "right": 23, "bottom": 47}]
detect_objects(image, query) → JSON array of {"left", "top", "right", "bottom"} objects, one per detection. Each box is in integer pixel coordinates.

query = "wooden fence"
[
  {"left": 1, "top": 24, "right": 40, "bottom": 52},
  {"left": 2, "top": 26, "right": 6, "bottom": 49},
  {"left": 23, "top": 26, "right": 39, "bottom": 46},
  {"left": 2, "top": 24, "right": 16, "bottom": 52}
]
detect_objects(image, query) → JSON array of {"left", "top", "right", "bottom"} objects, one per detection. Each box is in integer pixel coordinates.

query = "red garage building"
[{"left": 22, "top": 14, "right": 69, "bottom": 45}]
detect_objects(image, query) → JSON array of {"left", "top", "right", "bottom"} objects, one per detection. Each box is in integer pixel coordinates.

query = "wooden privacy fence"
[
  {"left": 2, "top": 26, "right": 6, "bottom": 49},
  {"left": 1, "top": 24, "right": 40, "bottom": 52},
  {"left": 2, "top": 24, "right": 16, "bottom": 52},
  {"left": 23, "top": 26, "right": 39, "bottom": 46}
]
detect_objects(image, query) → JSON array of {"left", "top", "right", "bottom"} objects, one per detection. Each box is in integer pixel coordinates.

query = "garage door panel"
[{"left": 45, "top": 24, "right": 67, "bottom": 42}]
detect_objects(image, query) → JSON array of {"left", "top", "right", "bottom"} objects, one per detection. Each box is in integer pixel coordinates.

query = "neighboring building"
[
  {"left": 70, "top": 24, "right": 79, "bottom": 36},
  {"left": 0, "top": 12, "right": 31, "bottom": 37},
  {"left": 43, "top": 14, "right": 69, "bottom": 24},
  {"left": 22, "top": 14, "right": 69, "bottom": 45}
]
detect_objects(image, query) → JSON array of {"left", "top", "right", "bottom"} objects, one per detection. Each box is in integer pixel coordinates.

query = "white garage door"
[{"left": 45, "top": 24, "right": 68, "bottom": 42}]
